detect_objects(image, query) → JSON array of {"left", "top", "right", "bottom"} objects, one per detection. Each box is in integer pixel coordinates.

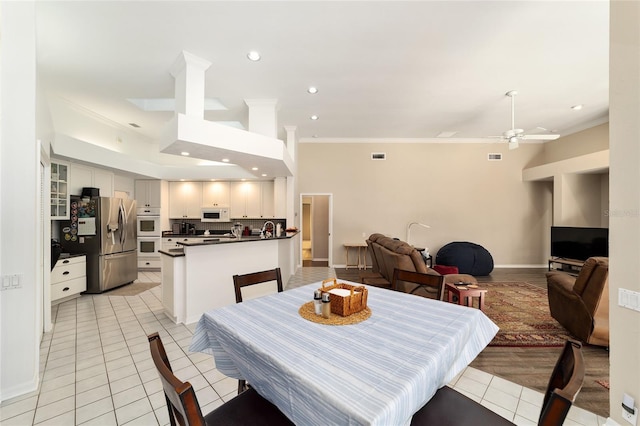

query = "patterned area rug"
[{"left": 482, "top": 281, "right": 572, "bottom": 347}]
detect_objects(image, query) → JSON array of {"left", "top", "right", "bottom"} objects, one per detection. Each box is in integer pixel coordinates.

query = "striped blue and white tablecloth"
[{"left": 190, "top": 282, "right": 498, "bottom": 425}]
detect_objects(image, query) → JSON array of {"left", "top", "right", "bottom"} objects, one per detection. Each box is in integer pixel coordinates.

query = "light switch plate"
[{"left": 619, "top": 289, "right": 640, "bottom": 312}]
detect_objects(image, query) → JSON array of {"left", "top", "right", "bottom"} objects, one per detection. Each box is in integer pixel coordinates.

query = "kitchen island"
[{"left": 159, "top": 232, "right": 299, "bottom": 324}]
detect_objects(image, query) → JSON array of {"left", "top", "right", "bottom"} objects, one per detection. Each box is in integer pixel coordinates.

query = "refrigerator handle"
[{"left": 119, "top": 202, "right": 126, "bottom": 246}]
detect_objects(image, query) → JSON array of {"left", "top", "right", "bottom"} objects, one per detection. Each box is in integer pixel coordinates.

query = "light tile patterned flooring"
[{"left": 1, "top": 267, "right": 606, "bottom": 425}]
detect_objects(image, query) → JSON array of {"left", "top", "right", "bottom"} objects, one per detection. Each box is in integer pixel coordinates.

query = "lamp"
[{"left": 406, "top": 222, "right": 430, "bottom": 245}]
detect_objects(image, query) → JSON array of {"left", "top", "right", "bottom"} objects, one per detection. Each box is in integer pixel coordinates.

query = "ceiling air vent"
[
  {"left": 488, "top": 153, "right": 503, "bottom": 161},
  {"left": 371, "top": 152, "right": 386, "bottom": 161}
]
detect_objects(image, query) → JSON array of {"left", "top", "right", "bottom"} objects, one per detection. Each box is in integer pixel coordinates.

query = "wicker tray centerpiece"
[{"left": 320, "top": 278, "right": 368, "bottom": 317}]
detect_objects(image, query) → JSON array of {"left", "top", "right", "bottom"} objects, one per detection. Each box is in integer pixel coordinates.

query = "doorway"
[{"left": 300, "top": 194, "right": 332, "bottom": 267}]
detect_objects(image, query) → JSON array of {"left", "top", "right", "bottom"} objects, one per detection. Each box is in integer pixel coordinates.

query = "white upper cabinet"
[
  {"left": 69, "top": 163, "right": 114, "bottom": 197},
  {"left": 230, "top": 181, "right": 275, "bottom": 219},
  {"left": 202, "top": 181, "right": 230, "bottom": 207},
  {"left": 135, "top": 180, "right": 162, "bottom": 208},
  {"left": 261, "top": 181, "right": 275, "bottom": 219},
  {"left": 169, "top": 181, "right": 203, "bottom": 219},
  {"left": 51, "top": 161, "right": 69, "bottom": 219}
]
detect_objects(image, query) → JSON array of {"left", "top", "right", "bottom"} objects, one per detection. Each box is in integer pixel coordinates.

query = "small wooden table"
[
  {"left": 344, "top": 242, "right": 368, "bottom": 269},
  {"left": 445, "top": 282, "right": 487, "bottom": 311}
]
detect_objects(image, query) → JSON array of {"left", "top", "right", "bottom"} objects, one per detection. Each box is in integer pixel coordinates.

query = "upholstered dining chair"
[
  {"left": 410, "top": 339, "right": 585, "bottom": 426},
  {"left": 147, "top": 332, "right": 293, "bottom": 426},
  {"left": 232, "top": 267, "right": 284, "bottom": 393},
  {"left": 392, "top": 268, "right": 445, "bottom": 300}
]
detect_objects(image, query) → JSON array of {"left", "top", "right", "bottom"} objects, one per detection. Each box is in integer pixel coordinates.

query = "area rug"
[
  {"left": 481, "top": 281, "right": 572, "bottom": 347},
  {"left": 105, "top": 282, "right": 160, "bottom": 296}
]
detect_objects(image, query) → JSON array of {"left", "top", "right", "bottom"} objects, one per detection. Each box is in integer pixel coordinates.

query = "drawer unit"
[
  {"left": 52, "top": 255, "right": 86, "bottom": 303},
  {"left": 138, "top": 258, "right": 162, "bottom": 269},
  {"left": 51, "top": 277, "right": 86, "bottom": 301}
]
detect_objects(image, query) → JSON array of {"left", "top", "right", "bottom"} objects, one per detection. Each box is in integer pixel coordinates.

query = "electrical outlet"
[{"left": 622, "top": 406, "right": 638, "bottom": 425}]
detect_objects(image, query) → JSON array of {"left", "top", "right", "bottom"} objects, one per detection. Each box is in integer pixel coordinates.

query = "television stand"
[{"left": 548, "top": 257, "right": 585, "bottom": 275}]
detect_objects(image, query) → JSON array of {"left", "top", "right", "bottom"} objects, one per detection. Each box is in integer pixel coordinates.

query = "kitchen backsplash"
[{"left": 167, "top": 218, "right": 286, "bottom": 234}]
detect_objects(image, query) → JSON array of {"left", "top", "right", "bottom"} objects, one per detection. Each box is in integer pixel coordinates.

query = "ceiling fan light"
[{"left": 508, "top": 136, "right": 519, "bottom": 144}]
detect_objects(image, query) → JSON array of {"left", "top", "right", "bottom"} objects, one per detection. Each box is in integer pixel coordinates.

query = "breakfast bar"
[{"left": 160, "top": 232, "right": 299, "bottom": 324}]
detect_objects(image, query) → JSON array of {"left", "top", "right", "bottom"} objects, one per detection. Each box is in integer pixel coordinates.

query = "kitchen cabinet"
[
  {"left": 51, "top": 161, "right": 69, "bottom": 219},
  {"left": 202, "top": 181, "right": 230, "bottom": 207},
  {"left": 162, "top": 237, "right": 199, "bottom": 251},
  {"left": 69, "top": 163, "right": 114, "bottom": 197},
  {"left": 135, "top": 180, "right": 162, "bottom": 208},
  {"left": 169, "top": 181, "right": 202, "bottom": 219},
  {"left": 261, "top": 181, "right": 275, "bottom": 218},
  {"left": 230, "top": 181, "right": 275, "bottom": 219},
  {"left": 51, "top": 255, "right": 86, "bottom": 304}
]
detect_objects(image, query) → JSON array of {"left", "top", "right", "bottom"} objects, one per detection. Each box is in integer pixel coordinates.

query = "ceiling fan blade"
[{"left": 521, "top": 134, "right": 560, "bottom": 140}]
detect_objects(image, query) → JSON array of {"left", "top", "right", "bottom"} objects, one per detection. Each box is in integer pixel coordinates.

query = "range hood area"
[{"left": 160, "top": 51, "right": 294, "bottom": 178}]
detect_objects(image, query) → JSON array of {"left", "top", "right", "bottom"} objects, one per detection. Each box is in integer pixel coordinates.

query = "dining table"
[{"left": 190, "top": 281, "right": 498, "bottom": 425}]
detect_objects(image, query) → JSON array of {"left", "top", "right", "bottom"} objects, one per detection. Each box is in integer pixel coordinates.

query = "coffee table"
[{"left": 445, "top": 282, "right": 487, "bottom": 311}]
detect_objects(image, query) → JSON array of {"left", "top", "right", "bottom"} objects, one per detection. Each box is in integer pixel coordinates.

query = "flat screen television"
[{"left": 550, "top": 226, "right": 609, "bottom": 261}]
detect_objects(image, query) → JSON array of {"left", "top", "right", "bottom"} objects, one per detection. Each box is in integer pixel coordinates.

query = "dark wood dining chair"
[
  {"left": 148, "top": 332, "right": 293, "bottom": 426},
  {"left": 232, "top": 267, "right": 284, "bottom": 393},
  {"left": 392, "top": 268, "right": 445, "bottom": 300},
  {"left": 410, "top": 339, "right": 585, "bottom": 426},
  {"left": 233, "top": 267, "right": 283, "bottom": 303}
]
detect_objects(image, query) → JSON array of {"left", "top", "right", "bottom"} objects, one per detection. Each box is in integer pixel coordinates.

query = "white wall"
[
  {"left": 609, "top": 1, "right": 640, "bottom": 423},
  {"left": 0, "top": 1, "right": 40, "bottom": 400}
]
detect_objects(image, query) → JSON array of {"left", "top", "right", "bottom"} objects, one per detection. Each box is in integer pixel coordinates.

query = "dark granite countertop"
[
  {"left": 175, "top": 231, "right": 299, "bottom": 247},
  {"left": 158, "top": 248, "right": 185, "bottom": 257}
]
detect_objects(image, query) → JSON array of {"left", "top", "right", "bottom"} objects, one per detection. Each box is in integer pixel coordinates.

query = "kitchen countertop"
[
  {"left": 58, "top": 253, "right": 86, "bottom": 260},
  {"left": 159, "top": 231, "right": 299, "bottom": 256}
]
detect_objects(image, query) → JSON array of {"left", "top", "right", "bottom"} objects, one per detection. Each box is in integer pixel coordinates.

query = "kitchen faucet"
[{"left": 261, "top": 221, "right": 275, "bottom": 239}]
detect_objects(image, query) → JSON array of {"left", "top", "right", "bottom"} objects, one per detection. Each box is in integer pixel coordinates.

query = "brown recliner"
[
  {"left": 546, "top": 257, "right": 609, "bottom": 347},
  {"left": 360, "top": 234, "right": 476, "bottom": 296}
]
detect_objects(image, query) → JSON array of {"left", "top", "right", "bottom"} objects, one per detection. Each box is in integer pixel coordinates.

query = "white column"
[
  {"left": 170, "top": 51, "right": 211, "bottom": 119},
  {"left": 244, "top": 99, "right": 279, "bottom": 137}
]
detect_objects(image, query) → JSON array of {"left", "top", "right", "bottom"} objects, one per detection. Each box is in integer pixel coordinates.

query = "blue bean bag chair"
[{"left": 436, "top": 242, "right": 494, "bottom": 276}]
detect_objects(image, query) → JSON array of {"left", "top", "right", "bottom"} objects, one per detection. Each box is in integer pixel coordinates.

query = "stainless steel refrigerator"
[{"left": 60, "top": 196, "right": 138, "bottom": 293}]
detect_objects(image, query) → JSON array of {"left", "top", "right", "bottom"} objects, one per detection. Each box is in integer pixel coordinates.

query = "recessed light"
[
  {"left": 310, "top": 115, "right": 319, "bottom": 120},
  {"left": 261, "top": 173, "right": 267, "bottom": 177},
  {"left": 307, "top": 86, "right": 318, "bottom": 94},
  {"left": 181, "top": 152, "right": 190, "bottom": 156},
  {"left": 222, "top": 158, "right": 230, "bottom": 163},
  {"left": 251, "top": 167, "right": 258, "bottom": 171},
  {"left": 247, "top": 51, "right": 261, "bottom": 61},
  {"left": 571, "top": 104, "right": 584, "bottom": 110}
]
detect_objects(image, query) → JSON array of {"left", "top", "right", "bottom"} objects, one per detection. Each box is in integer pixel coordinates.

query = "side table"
[
  {"left": 343, "top": 242, "right": 368, "bottom": 270},
  {"left": 445, "top": 282, "right": 487, "bottom": 311}
]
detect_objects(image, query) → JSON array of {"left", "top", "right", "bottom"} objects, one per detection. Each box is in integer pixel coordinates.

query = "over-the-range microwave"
[{"left": 201, "top": 207, "right": 230, "bottom": 222}]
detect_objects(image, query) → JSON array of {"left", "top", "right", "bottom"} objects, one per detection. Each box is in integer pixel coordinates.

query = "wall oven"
[
  {"left": 137, "top": 237, "right": 162, "bottom": 258},
  {"left": 137, "top": 215, "right": 161, "bottom": 237}
]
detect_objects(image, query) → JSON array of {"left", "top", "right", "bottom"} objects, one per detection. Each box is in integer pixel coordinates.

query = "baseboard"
[
  {"left": 0, "top": 375, "right": 39, "bottom": 403},
  {"left": 493, "top": 264, "right": 547, "bottom": 268},
  {"left": 604, "top": 418, "right": 621, "bottom": 426},
  {"left": 312, "top": 258, "right": 329, "bottom": 262}
]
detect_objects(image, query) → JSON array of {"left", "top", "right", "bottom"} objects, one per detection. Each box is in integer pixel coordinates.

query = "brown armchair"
[{"left": 546, "top": 257, "right": 609, "bottom": 347}]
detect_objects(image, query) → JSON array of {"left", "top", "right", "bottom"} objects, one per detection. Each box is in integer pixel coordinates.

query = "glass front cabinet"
[{"left": 51, "top": 161, "right": 69, "bottom": 219}]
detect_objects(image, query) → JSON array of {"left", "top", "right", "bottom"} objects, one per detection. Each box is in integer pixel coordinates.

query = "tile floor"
[{"left": 0, "top": 267, "right": 607, "bottom": 425}]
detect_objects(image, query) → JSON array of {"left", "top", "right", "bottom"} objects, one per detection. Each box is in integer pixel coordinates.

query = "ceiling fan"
[{"left": 494, "top": 90, "right": 560, "bottom": 150}]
